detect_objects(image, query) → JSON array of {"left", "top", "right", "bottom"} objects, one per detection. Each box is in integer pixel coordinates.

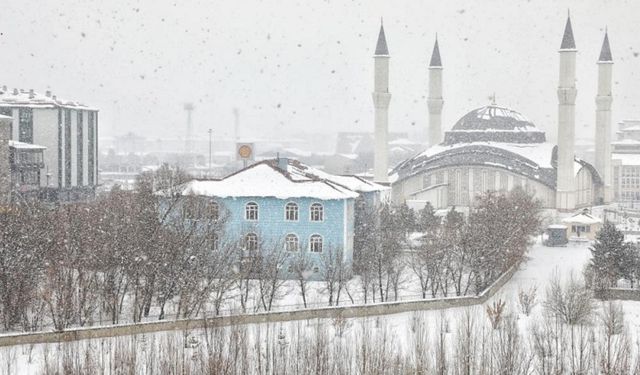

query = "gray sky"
[{"left": 1, "top": 0, "right": 638, "bottom": 143}]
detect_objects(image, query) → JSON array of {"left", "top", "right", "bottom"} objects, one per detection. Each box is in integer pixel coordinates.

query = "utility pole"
[{"left": 208, "top": 128, "right": 213, "bottom": 177}]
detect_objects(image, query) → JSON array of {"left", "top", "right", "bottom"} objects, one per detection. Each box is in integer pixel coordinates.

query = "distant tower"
[
  {"left": 595, "top": 30, "right": 613, "bottom": 203},
  {"left": 428, "top": 35, "right": 444, "bottom": 147},
  {"left": 184, "top": 103, "right": 195, "bottom": 157},
  {"left": 372, "top": 21, "right": 391, "bottom": 183},
  {"left": 556, "top": 14, "right": 578, "bottom": 211}
]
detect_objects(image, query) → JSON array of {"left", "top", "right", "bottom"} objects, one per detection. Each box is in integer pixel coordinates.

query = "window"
[
  {"left": 245, "top": 202, "right": 258, "bottom": 221},
  {"left": 310, "top": 203, "right": 323, "bottom": 222},
  {"left": 18, "top": 108, "right": 33, "bottom": 143},
  {"left": 285, "top": 234, "right": 299, "bottom": 252},
  {"left": 285, "top": 202, "right": 298, "bottom": 221},
  {"left": 309, "top": 234, "right": 323, "bottom": 253},
  {"left": 245, "top": 233, "right": 258, "bottom": 251}
]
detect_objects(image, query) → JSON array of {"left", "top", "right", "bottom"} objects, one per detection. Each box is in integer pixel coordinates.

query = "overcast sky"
[{"left": 1, "top": 0, "right": 638, "bottom": 143}]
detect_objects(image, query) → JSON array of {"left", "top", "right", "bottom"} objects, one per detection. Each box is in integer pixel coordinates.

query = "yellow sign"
[{"left": 238, "top": 145, "right": 252, "bottom": 159}]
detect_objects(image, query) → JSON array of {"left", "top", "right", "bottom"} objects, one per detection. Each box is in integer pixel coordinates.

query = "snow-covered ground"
[{"left": 5, "top": 239, "right": 640, "bottom": 374}]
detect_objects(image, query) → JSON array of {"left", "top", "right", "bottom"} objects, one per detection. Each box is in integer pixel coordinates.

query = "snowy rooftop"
[
  {"left": 414, "top": 141, "right": 555, "bottom": 169},
  {"left": 561, "top": 212, "right": 602, "bottom": 225},
  {"left": 0, "top": 87, "right": 97, "bottom": 110},
  {"left": 451, "top": 105, "right": 541, "bottom": 133},
  {"left": 178, "top": 159, "right": 386, "bottom": 200},
  {"left": 8, "top": 140, "right": 46, "bottom": 150},
  {"left": 612, "top": 153, "right": 640, "bottom": 166}
]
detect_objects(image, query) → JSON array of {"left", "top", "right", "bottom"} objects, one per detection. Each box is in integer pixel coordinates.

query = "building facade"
[
  {"left": 612, "top": 120, "right": 640, "bottom": 205},
  {"left": 0, "top": 87, "right": 98, "bottom": 202},
  {"left": 175, "top": 158, "right": 388, "bottom": 278}
]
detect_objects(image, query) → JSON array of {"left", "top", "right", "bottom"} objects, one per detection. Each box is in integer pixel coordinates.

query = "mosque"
[{"left": 371, "top": 15, "right": 614, "bottom": 212}]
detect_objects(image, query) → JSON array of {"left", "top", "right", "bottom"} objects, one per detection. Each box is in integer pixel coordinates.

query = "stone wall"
[{"left": 0, "top": 263, "right": 519, "bottom": 348}]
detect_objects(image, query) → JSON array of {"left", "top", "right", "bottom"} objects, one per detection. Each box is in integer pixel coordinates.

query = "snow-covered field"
[{"left": 5, "top": 239, "right": 640, "bottom": 374}]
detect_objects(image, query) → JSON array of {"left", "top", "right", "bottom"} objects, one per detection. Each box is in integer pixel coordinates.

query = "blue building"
[{"left": 177, "top": 158, "right": 388, "bottom": 277}]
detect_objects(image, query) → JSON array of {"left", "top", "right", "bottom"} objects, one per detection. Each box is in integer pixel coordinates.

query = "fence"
[{"left": 0, "top": 263, "right": 519, "bottom": 348}]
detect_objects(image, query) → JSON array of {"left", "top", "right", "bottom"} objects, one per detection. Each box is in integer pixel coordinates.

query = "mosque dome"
[{"left": 444, "top": 105, "right": 546, "bottom": 145}]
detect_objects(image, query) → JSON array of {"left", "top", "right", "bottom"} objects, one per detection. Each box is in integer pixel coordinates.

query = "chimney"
[
  {"left": 45, "top": 90, "right": 52, "bottom": 97},
  {"left": 1, "top": 85, "right": 6, "bottom": 92},
  {"left": 12, "top": 88, "right": 18, "bottom": 95},
  {"left": 29, "top": 89, "right": 35, "bottom": 99},
  {"left": 277, "top": 157, "right": 289, "bottom": 172}
]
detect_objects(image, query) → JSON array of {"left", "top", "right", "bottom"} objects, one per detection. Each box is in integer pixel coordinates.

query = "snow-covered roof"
[
  {"left": 8, "top": 140, "right": 46, "bottom": 150},
  {"left": 612, "top": 153, "right": 640, "bottom": 166},
  {"left": 0, "top": 87, "right": 97, "bottom": 110},
  {"left": 176, "top": 159, "right": 375, "bottom": 200},
  {"left": 547, "top": 224, "right": 568, "bottom": 229},
  {"left": 562, "top": 212, "right": 602, "bottom": 225}
]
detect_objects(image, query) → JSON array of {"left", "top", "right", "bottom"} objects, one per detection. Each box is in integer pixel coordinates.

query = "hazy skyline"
[{"left": 1, "top": 0, "right": 638, "bottom": 144}]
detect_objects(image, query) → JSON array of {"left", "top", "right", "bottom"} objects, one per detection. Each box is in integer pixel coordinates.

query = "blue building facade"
[{"left": 174, "top": 159, "right": 385, "bottom": 279}]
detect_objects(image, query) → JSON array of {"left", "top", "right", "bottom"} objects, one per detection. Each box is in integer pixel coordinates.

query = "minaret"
[
  {"left": 428, "top": 35, "right": 444, "bottom": 147},
  {"left": 372, "top": 21, "right": 391, "bottom": 183},
  {"left": 595, "top": 30, "right": 613, "bottom": 203},
  {"left": 556, "top": 14, "right": 578, "bottom": 211}
]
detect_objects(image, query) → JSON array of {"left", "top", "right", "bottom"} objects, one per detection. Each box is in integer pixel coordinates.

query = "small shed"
[
  {"left": 544, "top": 224, "right": 568, "bottom": 247},
  {"left": 561, "top": 209, "right": 602, "bottom": 241}
]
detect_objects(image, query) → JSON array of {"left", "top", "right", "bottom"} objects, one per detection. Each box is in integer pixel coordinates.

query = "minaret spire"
[
  {"left": 598, "top": 30, "right": 613, "bottom": 62},
  {"left": 429, "top": 36, "right": 442, "bottom": 67},
  {"left": 595, "top": 30, "right": 614, "bottom": 203},
  {"left": 372, "top": 20, "right": 391, "bottom": 183},
  {"left": 560, "top": 13, "right": 576, "bottom": 50},
  {"left": 556, "top": 13, "right": 578, "bottom": 211},
  {"left": 427, "top": 34, "right": 444, "bottom": 146},
  {"left": 374, "top": 22, "right": 389, "bottom": 56}
]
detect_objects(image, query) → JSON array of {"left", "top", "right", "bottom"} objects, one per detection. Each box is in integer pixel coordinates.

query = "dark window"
[
  {"left": 310, "top": 203, "right": 323, "bottom": 221},
  {"left": 18, "top": 108, "right": 33, "bottom": 143},
  {"left": 77, "top": 111, "right": 83, "bottom": 186},
  {"left": 285, "top": 202, "right": 298, "bottom": 221},
  {"left": 309, "top": 234, "right": 323, "bottom": 253},
  {"left": 245, "top": 202, "right": 258, "bottom": 221},
  {"left": 245, "top": 233, "right": 258, "bottom": 251},
  {"left": 65, "top": 109, "right": 71, "bottom": 187}
]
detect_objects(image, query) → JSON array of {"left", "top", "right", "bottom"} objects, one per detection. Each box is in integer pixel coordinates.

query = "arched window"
[
  {"left": 245, "top": 202, "right": 258, "bottom": 221},
  {"left": 245, "top": 233, "right": 258, "bottom": 251},
  {"left": 285, "top": 234, "right": 299, "bottom": 252},
  {"left": 285, "top": 202, "right": 298, "bottom": 221},
  {"left": 309, "top": 234, "right": 323, "bottom": 253},
  {"left": 310, "top": 203, "right": 323, "bottom": 222}
]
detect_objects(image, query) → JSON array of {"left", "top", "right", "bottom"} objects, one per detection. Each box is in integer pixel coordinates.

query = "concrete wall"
[{"left": 0, "top": 262, "right": 519, "bottom": 348}]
